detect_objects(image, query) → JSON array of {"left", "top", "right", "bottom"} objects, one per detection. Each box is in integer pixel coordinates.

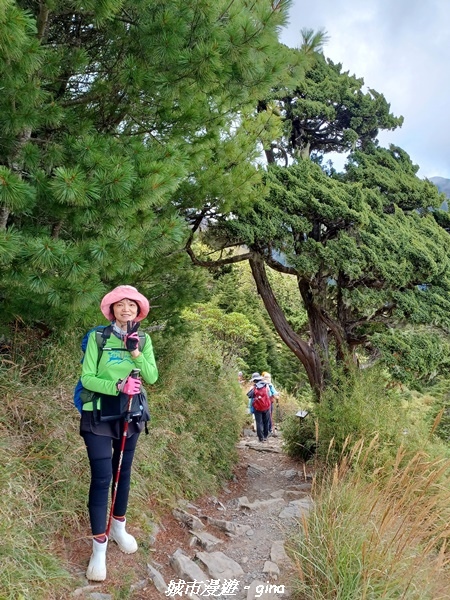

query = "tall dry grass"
[{"left": 289, "top": 438, "right": 450, "bottom": 599}]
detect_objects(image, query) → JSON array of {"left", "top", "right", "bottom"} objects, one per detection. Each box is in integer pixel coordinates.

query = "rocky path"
[{"left": 70, "top": 430, "right": 313, "bottom": 600}]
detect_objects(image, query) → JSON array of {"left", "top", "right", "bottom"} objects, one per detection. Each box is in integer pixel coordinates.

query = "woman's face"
[{"left": 112, "top": 298, "right": 139, "bottom": 327}]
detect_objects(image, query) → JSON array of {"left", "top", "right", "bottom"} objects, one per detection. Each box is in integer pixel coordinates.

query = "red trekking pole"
[{"left": 105, "top": 368, "right": 141, "bottom": 538}]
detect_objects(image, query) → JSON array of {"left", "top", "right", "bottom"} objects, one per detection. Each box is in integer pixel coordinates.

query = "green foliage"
[
  {"left": 205, "top": 261, "right": 309, "bottom": 392},
  {"left": 0, "top": 375, "right": 85, "bottom": 598},
  {"left": 203, "top": 145, "right": 450, "bottom": 392},
  {"left": 434, "top": 404, "right": 450, "bottom": 444},
  {"left": 281, "top": 413, "right": 316, "bottom": 461},
  {"left": 0, "top": 0, "right": 294, "bottom": 334},
  {"left": 266, "top": 49, "right": 403, "bottom": 162},
  {"left": 182, "top": 303, "right": 260, "bottom": 365},
  {"left": 136, "top": 330, "right": 246, "bottom": 502},
  {"left": 426, "top": 380, "right": 450, "bottom": 445},
  {"left": 372, "top": 328, "right": 450, "bottom": 389},
  {"left": 189, "top": 36, "right": 450, "bottom": 393},
  {"left": 283, "top": 366, "right": 448, "bottom": 468}
]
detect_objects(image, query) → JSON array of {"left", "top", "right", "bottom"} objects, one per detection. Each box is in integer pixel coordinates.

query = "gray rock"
[
  {"left": 284, "top": 490, "right": 307, "bottom": 501},
  {"left": 189, "top": 529, "right": 223, "bottom": 551},
  {"left": 280, "top": 469, "right": 298, "bottom": 479},
  {"left": 148, "top": 521, "right": 161, "bottom": 545},
  {"left": 130, "top": 580, "right": 148, "bottom": 592},
  {"left": 170, "top": 548, "right": 208, "bottom": 592},
  {"left": 287, "top": 483, "right": 312, "bottom": 492},
  {"left": 270, "top": 489, "right": 286, "bottom": 498},
  {"left": 270, "top": 540, "right": 290, "bottom": 564},
  {"left": 72, "top": 587, "right": 101, "bottom": 598},
  {"left": 263, "top": 560, "right": 280, "bottom": 578},
  {"left": 147, "top": 563, "right": 168, "bottom": 593},
  {"left": 178, "top": 499, "right": 201, "bottom": 511},
  {"left": 196, "top": 550, "right": 244, "bottom": 580},
  {"left": 238, "top": 497, "right": 285, "bottom": 510},
  {"left": 247, "top": 463, "right": 268, "bottom": 476},
  {"left": 207, "top": 516, "right": 252, "bottom": 536},
  {"left": 278, "top": 497, "right": 313, "bottom": 520},
  {"left": 173, "top": 508, "right": 205, "bottom": 531}
]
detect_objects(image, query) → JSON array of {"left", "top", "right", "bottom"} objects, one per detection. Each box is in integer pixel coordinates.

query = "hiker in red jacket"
[{"left": 247, "top": 373, "right": 273, "bottom": 442}]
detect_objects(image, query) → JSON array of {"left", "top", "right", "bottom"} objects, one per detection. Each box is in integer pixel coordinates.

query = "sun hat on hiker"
[
  {"left": 250, "top": 373, "right": 263, "bottom": 383},
  {"left": 100, "top": 285, "right": 150, "bottom": 322}
]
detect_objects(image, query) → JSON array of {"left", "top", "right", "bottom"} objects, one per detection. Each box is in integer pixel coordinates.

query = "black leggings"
[{"left": 81, "top": 431, "right": 140, "bottom": 535}]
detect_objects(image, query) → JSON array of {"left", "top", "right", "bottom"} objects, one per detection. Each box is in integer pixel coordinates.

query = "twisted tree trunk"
[{"left": 249, "top": 254, "right": 324, "bottom": 398}]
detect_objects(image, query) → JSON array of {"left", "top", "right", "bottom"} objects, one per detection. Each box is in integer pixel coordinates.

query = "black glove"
[{"left": 125, "top": 321, "right": 140, "bottom": 351}]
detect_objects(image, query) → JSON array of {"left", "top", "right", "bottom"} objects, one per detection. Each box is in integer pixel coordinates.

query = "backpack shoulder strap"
[
  {"left": 93, "top": 326, "right": 145, "bottom": 363},
  {"left": 94, "top": 325, "right": 113, "bottom": 368}
]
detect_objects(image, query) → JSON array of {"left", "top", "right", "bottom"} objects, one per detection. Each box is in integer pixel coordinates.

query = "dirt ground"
[{"left": 65, "top": 429, "right": 312, "bottom": 599}]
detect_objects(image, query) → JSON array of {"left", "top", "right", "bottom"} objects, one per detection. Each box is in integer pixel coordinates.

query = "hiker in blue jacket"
[
  {"left": 80, "top": 285, "right": 158, "bottom": 582},
  {"left": 262, "top": 371, "right": 280, "bottom": 435}
]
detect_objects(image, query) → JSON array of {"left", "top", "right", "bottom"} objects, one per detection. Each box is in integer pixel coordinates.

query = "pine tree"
[{"left": 1, "top": 0, "right": 293, "bottom": 329}]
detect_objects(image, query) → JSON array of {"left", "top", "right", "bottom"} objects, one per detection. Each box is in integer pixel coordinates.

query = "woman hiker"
[
  {"left": 80, "top": 285, "right": 158, "bottom": 581},
  {"left": 247, "top": 373, "right": 273, "bottom": 442}
]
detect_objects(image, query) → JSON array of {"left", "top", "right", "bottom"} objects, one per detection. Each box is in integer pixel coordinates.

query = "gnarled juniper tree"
[{"left": 186, "top": 43, "right": 450, "bottom": 396}]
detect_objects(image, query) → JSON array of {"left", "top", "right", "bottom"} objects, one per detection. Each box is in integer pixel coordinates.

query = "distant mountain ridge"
[
  {"left": 430, "top": 176, "right": 450, "bottom": 210},
  {"left": 430, "top": 176, "right": 450, "bottom": 196}
]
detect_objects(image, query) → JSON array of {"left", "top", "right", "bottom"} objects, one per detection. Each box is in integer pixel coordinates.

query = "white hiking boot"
[
  {"left": 110, "top": 517, "right": 138, "bottom": 554},
  {"left": 86, "top": 538, "right": 108, "bottom": 581}
]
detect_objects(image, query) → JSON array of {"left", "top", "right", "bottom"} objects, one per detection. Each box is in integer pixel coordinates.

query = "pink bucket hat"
[{"left": 100, "top": 285, "right": 150, "bottom": 322}]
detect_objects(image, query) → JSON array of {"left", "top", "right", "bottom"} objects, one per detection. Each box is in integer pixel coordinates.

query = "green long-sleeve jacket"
[{"left": 80, "top": 329, "right": 158, "bottom": 411}]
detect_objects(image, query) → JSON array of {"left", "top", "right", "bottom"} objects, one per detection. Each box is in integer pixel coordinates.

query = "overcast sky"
[{"left": 280, "top": 0, "right": 450, "bottom": 180}]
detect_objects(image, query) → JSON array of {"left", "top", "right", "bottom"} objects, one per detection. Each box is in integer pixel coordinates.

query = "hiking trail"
[{"left": 67, "top": 428, "right": 313, "bottom": 600}]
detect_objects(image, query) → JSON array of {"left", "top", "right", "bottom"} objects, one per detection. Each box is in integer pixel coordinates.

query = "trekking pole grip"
[{"left": 130, "top": 368, "right": 141, "bottom": 378}]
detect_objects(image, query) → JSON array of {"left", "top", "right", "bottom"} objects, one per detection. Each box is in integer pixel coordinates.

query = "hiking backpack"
[
  {"left": 252, "top": 383, "right": 271, "bottom": 412},
  {"left": 73, "top": 325, "right": 145, "bottom": 414}
]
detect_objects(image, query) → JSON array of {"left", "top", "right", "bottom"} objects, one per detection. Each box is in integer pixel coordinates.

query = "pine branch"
[{"left": 185, "top": 239, "right": 252, "bottom": 268}]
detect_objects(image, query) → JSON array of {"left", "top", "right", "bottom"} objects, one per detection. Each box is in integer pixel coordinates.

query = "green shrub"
[
  {"left": 281, "top": 413, "right": 316, "bottom": 461},
  {"left": 282, "top": 366, "right": 450, "bottom": 469},
  {"left": 314, "top": 366, "right": 442, "bottom": 468}
]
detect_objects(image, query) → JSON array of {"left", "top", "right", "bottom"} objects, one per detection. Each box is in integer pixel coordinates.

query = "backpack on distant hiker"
[
  {"left": 73, "top": 325, "right": 146, "bottom": 414},
  {"left": 251, "top": 383, "right": 271, "bottom": 412}
]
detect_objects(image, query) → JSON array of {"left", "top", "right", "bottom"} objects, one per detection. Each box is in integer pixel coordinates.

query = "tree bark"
[
  {"left": 249, "top": 254, "right": 324, "bottom": 398},
  {"left": 0, "top": 207, "right": 9, "bottom": 230},
  {"left": 298, "top": 278, "right": 332, "bottom": 382}
]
